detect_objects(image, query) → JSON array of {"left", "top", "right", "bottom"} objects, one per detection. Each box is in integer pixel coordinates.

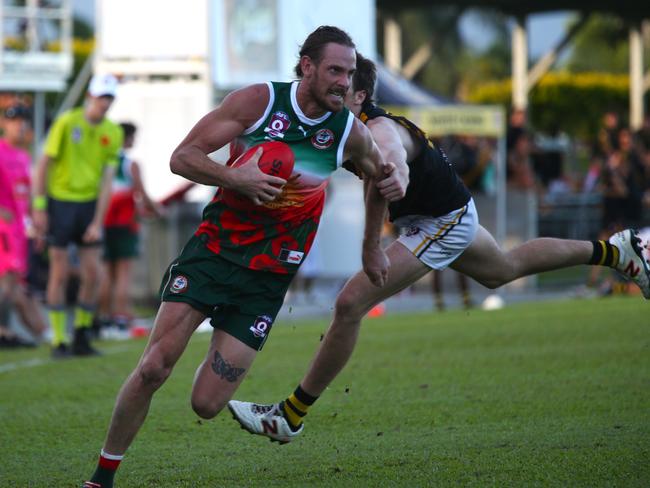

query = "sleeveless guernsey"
[{"left": 196, "top": 81, "right": 354, "bottom": 274}]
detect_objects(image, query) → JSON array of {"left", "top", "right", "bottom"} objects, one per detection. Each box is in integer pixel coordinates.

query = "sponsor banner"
[{"left": 384, "top": 105, "right": 506, "bottom": 138}]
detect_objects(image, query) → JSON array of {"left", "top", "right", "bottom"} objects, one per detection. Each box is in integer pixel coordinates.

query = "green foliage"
[
  {"left": 395, "top": 6, "right": 466, "bottom": 97},
  {"left": 1, "top": 297, "right": 648, "bottom": 486},
  {"left": 467, "top": 72, "right": 632, "bottom": 138},
  {"left": 390, "top": 7, "right": 512, "bottom": 99},
  {"left": 565, "top": 15, "right": 642, "bottom": 73}
]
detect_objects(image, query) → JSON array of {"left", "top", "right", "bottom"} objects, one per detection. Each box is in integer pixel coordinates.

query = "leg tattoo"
[{"left": 211, "top": 350, "right": 246, "bottom": 382}]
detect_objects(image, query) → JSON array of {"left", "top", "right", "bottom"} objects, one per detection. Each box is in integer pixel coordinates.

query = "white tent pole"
[
  {"left": 384, "top": 16, "right": 402, "bottom": 72},
  {"left": 630, "top": 23, "right": 644, "bottom": 130},
  {"left": 512, "top": 15, "right": 528, "bottom": 111}
]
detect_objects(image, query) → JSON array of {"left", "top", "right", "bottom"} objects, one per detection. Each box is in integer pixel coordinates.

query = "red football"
[{"left": 222, "top": 141, "right": 295, "bottom": 209}]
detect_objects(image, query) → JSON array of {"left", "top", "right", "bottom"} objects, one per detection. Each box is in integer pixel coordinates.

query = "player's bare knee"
[
  {"left": 334, "top": 291, "right": 365, "bottom": 320},
  {"left": 191, "top": 395, "right": 226, "bottom": 419},
  {"left": 137, "top": 355, "right": 172, "bottom": 390},
  {"left": 478, "top": 277, "right": 505, "bottom": 289}
]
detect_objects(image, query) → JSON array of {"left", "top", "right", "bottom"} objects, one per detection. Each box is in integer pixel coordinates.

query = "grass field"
[{"left": 1, "top": 297, "right": 649, "bottom": 487}]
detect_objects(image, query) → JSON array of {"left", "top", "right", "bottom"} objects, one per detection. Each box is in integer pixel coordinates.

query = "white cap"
[{"left": 88, "top": 73, "right": 118, "bottom": 98}]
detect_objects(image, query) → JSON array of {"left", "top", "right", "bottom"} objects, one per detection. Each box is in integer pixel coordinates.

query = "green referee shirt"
[{"left": 44, "top": 107, "right": 123, "bottom": 202}]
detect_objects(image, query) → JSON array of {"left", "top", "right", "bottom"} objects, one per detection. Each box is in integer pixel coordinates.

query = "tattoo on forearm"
[{"left": 211, "top": 350, "right": 246, "bottom": 382}]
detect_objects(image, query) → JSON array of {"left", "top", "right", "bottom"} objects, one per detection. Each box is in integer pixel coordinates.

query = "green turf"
[{"left": 1, "top": 297, "right": 648, "bottom": 487}]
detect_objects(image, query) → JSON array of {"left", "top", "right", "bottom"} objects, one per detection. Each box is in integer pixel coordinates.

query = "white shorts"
[{"left": 394, "top": 198, "right": 478, "bottom": 270}]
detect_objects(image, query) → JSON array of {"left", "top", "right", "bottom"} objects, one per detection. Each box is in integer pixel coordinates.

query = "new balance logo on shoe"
[
  {"left": 262, "top": 420, "right": 278, "bottom": 435},
  {"left": 624, "top": 260, "right": 640, "bottom": 278}
]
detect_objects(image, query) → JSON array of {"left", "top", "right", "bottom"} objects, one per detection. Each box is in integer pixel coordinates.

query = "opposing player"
[
  {"left": 228, "top": 52, "right": 650, "bottom": 443},
  {"left": 82, "top": 27, "right": 404, "bottom": 488}
]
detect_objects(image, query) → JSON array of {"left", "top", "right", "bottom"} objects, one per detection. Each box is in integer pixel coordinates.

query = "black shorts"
[
  {"left": 104, "top": 226, "right": 139, "bottom": 261},
  {"left": 47, "top": 198, "right": 100, "bottom": 248}
]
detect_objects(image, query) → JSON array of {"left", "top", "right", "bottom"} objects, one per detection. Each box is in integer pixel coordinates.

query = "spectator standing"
[
  {"left": 97, "top": 122, "right": 160, "bottom": 336},
  {"left": 597, "top": 110, "right": 621, "bottom": 157},
  {"left": 32, "top": 74, "right": 123, "bottom": 357},
  {"left": 586, "top": 127, "right": 645, "bottom": 293},
  {"left": 0, "top": 105, "right": 46, "bottom": 347}
]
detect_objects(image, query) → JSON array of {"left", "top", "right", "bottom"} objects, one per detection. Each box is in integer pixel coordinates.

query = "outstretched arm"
[
  {"left": 366, "top": 117, "right": 409, "bottom": 202},
  {"left": 345, "top": 119, "right": 390, "bottom": 287},
  {"left": 169, "top": 84, "right": 287, "bottom": 205}
]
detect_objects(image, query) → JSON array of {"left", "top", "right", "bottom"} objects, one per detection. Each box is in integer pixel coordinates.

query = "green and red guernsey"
[{"left": 196, "top": 81, "right": 354, "bottom": 274}]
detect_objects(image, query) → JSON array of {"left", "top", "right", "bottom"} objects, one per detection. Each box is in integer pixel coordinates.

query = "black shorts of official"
[{"left": 47, "top": 198, "right": 100, "bottom": 248}]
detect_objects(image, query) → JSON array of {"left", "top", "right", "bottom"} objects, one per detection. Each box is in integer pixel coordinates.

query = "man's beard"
[{"left": 309, "top": 75, "right": 342, "bottom": 113}]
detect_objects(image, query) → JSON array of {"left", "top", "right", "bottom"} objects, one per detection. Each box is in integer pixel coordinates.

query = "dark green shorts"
[
  {"left": 104, "top": 227, "right": 139, "bottom": 261},
  {"left": 160, "top": 235, "right": 293, "bottom": 351}
]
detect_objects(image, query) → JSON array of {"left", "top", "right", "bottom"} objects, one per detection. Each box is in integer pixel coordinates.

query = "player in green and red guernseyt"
[{"left": 82, "top": 26, "right": 408, "bottom": 488}]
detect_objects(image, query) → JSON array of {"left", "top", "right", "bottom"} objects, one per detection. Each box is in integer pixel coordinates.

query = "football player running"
[
  {"left": 228, "top": 52, "right": 650, "bottom": 444},
  {"left": 82, "top": 28, "right": 406, "bottom": 488}
]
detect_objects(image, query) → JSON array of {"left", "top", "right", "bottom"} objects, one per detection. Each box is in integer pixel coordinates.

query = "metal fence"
[{"left": 131, "top": 192, "right": 650, "bottom": 302}]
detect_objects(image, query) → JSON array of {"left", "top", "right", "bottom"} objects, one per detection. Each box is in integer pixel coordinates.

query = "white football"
[{"left": 481, "top": 294, "right": 505, "bottom": 311}]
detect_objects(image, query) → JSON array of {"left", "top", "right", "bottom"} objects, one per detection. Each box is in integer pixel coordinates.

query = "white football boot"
[
  {"left": 228, "top": 401, "right": 303, "bottom": 444},
  {"left": 609, "top": 228, "right": 650, "bottom": 299}
]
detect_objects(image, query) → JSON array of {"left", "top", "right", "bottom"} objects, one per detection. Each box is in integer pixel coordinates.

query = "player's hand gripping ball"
[{"left": 222, "top": 141, "right": 295, "bottom": 210}]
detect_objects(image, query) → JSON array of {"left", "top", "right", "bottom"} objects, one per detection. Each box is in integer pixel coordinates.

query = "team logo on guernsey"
[
  {"left": 72, "top": 127, "right": 82, "bottom": 143},
  {"left": 264, "top": 111, "right": 291, "bottom": 139},
  {"left": 311, "top": 128, "right": 334, "bottom": 149},
  {"left": 170, "top": 275, "right": 188, "bottom": 293},
  {"left": 250, "top": 315, "right": 273, "bottom": 339}
]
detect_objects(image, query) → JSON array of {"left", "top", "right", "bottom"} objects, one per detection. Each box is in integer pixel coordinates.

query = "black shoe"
[
  {"left": 51, "top": 343, "right": 72, "bottom": 358},
  {"left": 10, "top": 336, "right": 38, "bottom": 348},
  {"left": 72, "top": 328, "right": 101, "bottom": 356},
  {"left": 0, "top": 335, "right": 37, "bottom": 348}
]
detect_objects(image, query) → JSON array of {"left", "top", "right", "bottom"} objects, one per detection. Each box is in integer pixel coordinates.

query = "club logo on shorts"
[
  {"left": 250, "top": 314, "right": 273, "bottom": 339},
  {"left": 311, "top": 129, "right": 334, "bottom": 149},
  {"left": 264, "top": 111, "right": 291, "bottom": 139},
  {"left": 406, "top": 226, "right": 420, "bottom": 237},
  {"left": 170, "top": 275, "right": 188, "bottom": 294}
]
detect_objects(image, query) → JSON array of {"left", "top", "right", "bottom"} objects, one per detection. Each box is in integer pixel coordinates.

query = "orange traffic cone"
[{"left": 367, "top": 302, "right": 386, "bottom": 318}]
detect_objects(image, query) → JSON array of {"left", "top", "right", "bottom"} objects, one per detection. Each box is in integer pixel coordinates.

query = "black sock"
[
  {"left": 89, "top": 466, "right": 115, "bottom": 488},
  {"left": 588, "top": 240, "right": 619, "bottom": 267}
]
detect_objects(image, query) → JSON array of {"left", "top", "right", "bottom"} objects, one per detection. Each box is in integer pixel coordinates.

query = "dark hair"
[
  {"left": 352, "top": 52, "right": 377, "bottom": 103},
  {"left": 294, "top": 25, "right": 355, "bottom": 77},
  {"left": 120, "top": 122, "right": 137, "bottom": 139}
]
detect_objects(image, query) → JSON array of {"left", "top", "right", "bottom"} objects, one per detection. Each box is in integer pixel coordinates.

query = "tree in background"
[
  {"left": 377, "top": 6, "right": 511, "bottom": 100},
  {"left": 565, "top": 15, "right": 646, "bottom": 74}
]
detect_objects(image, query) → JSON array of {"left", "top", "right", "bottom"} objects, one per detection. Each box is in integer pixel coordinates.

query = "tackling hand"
[
  {"left": 363, "top": 246, "right": 390, "bottom": 287},
  {"left": 376, "top": 162, "right": 408, "bottom": 202}
]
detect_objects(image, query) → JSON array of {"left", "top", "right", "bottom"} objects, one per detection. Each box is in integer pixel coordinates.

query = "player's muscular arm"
[
  {"left": 345, "top": 119, "right": 390, "bottom": 287},
  {"left": 170, "top": 84, "right": 286, "bottom": 203},
  {"left": 367, "top": 117, "right": 409, "bottom": 202}
]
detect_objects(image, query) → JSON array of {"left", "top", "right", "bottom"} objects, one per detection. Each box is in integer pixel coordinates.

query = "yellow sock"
[
  {"left": 74, "top": 305, "right": 94, "bottom": 329},
  {"left": 49, "top": 309, "right": 68, "bottom": 346},
  {"left": 282, "top": 386, "right": 318, "bottom": 429}
]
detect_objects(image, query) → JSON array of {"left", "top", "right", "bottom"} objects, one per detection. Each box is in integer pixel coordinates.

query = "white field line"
[{"left": 0, "top": 345, "right": 136, "bottom": 374}]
